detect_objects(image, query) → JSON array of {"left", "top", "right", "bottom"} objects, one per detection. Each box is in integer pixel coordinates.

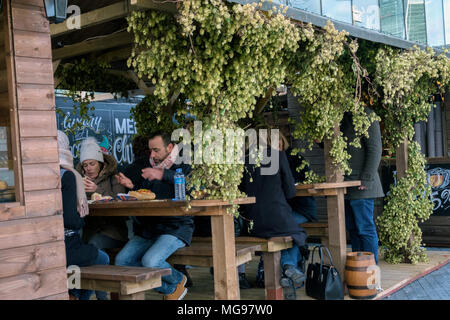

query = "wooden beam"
[
  {"left": 52, "top": 59, "right": 61, "bottom": 75},
  {"left": 129, "top": 0, "right": 178, "bottom": 13},
  {"left": 52, "top": 31, "right": 132, "bottom": 61},
  {"left": 50, "top": 1, "right": 130, "bottom": 37},
  {"left": 96, "top": 46, "right": 132, "bottom": 63},
  {"left": 106, "top": 69, "right": 154, "bottom": 95},
  {"left": 255, "top": 87, "right": 275, "bottom": 114}
]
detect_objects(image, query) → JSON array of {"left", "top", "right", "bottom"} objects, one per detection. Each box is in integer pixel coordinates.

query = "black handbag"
[{"left": 305, "top": 245, "right": 344, "bottom": 300}]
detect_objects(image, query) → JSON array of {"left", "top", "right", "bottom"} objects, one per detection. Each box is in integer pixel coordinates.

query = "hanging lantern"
[{"left": 43, "top": 0, "right": 68, "bottom": 24}]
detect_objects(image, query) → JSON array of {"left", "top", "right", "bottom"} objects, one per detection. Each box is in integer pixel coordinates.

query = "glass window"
[
  {"left": 352, "top": 0, "right": 381, "bottom": 31},
  {"left": 380, "top": 0, "right": 406, "bottom": 39},
  {"left": 321, "top": 0, "right": 352, "bottom": 24},
  {"left": 0, "top": 125, "right": 16, "bottom": 203},
  {"left": 289, "top": 0, "right": 321, "bottom": 14},
  {"left": 425, "top": 0, "right": 445, "bottom": 47},
  {"left": 404, "top": 0, "right": 427, "bottom": 44},
  {"left": 444, "top": 0, "right": 450, "bottom": 44}
]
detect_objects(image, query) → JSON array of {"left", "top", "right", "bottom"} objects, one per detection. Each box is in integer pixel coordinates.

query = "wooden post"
[
  {"left": 324, "top": 124, "right": 347, "bottom": 281},
  {"left": 210, "top": 208, "right": 239, "bottom": 300},
  {"left": 263, "top": 252, "right": 283, "bottom": 300},
  {"left": 396, "top": 139, "right": 409, "bottom": 179}
]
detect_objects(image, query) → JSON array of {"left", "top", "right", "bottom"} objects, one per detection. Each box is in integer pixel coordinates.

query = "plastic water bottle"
[{"left": 174, "top": 168, "right": 186, "bottom": 200}]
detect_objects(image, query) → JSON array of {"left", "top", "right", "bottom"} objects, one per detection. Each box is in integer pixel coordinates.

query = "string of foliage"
[
  {"left": 372, "top": 46, "right": 450, "bottom": 263},
  {"left": 127, "top": 1, "right": 299, "bottom": 214},
  {"left": 55, "top": 58, "right": 135, "bottom": 134}
]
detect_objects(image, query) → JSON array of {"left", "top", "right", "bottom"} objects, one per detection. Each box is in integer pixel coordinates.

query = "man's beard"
[{"left": 152, "top": 150, "right": 169, "bottom": 165}]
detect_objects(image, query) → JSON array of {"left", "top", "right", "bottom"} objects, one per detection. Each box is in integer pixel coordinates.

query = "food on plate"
[
  {"left": 91, "top": 192, "right": 113, "bottom": 201},
  {"left": 0, "top": 180, "right": 8, "bottom": 191},
  {"left": 128, "top": 189, "right": 156, "bottom": 200}
]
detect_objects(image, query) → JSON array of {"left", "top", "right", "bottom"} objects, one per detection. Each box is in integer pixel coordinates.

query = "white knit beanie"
[
  {"left": 80, "top": 137, "right": 104, "bottom": 163},
  {"left": 57, "top": 130, "right": 70, "bottom": 151}
]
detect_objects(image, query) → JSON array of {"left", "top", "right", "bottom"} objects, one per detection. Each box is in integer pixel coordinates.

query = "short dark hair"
[
  {"left": 132, "top": 135, "right": 150, "bottom": 159},
  {"left": 149, "top": 131, "right": 172, "bottom": 147}
]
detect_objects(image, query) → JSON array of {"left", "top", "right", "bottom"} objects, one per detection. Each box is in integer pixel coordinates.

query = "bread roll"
[{"left": 129, "top": 190, "right": 156, "bottom": 200}]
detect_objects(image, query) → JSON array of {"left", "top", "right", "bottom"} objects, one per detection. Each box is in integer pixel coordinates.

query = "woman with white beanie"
[
  {"left": 76, "top": 137, "right": 128, "bottom": 249},
  {"left": 57, "top": 130, "right": 110, "bottom": 300}
]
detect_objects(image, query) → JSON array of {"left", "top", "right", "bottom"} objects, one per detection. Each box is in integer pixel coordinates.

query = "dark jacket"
[
  {"left": 61, "top": 168, "right": 98, "bottom": 267},
  {"left": 341, "top": 109, "right": 385, "bottom": 200},
  {"left": 76, "top": 154, "right": 128, "bottom": 243},
  {"left": 284, "top": 148, "right": 318, "bottom": 222},
  {"left": 239, "top": 149, "right": 307, "bottom": 247},
  {"left": 122, "top": 156, "right": 194, "bottom": 246}
]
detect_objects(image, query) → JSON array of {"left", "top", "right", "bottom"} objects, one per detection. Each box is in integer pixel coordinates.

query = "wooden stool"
[
  {"left": 235, "top": 236, "right": 293, "bottom": 300},
  {"left": 78, "top": 265, "right": 171, "bottom": 300}
]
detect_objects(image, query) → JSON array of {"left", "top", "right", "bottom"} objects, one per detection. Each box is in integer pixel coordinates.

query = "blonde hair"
[{"left": 278, "top": 130, "right": 290, "bottom": 151}]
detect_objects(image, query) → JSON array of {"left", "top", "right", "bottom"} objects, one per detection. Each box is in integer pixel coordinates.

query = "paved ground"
[{"left": 383, "top": 248, "right": 450, "bottom": 300}]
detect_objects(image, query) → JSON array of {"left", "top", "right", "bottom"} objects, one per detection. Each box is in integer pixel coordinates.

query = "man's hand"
[
  {"left": 115, "top": 173, "right": 134, "bottom": 189},
  {"left": 358, "top": 185, "right": 368, "bottom": 190},
  {"left": 141, "top": 167, "right": 164, "bottom": 181},
  {"left": 83, "top": 177, "right": 98, "bottom": 193}
]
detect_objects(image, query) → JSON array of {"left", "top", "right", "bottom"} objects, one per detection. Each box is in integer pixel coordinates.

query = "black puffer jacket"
[
  {"left": 121, "top": 156, "right": 194, "bottom": 246},
  {"left": 61, "top": 168, "right": 98, "bottom": 267}
]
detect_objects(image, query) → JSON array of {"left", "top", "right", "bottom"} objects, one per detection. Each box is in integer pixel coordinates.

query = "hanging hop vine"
[{"left": 127, "top": 0, "right": 300, "bottom": 215}]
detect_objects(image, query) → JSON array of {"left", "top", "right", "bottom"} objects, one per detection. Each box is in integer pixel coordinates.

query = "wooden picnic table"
[
  {"left": 296, "top": 181, "right": 361, "bottom": 280},
  {"left": 88, "top": 197, "right": 255, "bottom": 300}
]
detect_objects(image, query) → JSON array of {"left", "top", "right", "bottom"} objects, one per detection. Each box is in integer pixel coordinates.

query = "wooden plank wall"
[{"left": 0, "top": 0, "right": 68, "bottom": 300}]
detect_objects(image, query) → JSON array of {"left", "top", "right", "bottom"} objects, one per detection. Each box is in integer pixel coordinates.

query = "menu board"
[
  {"left": 381, "top": 162, "right": 450, "bottom": 216},
  {"left": 427, "top": 163, "right": 450, "bottom": 216},
  {"left": 55, "top": 96, "right": 139, "bottom": 171}
]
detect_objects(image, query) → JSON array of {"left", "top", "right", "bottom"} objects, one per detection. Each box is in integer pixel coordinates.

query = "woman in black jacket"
[
  {"left": 58, "top": 130, "right": 110, "bottom": 300},
  {"left": 239, "top": 141, "right": 308, "bottom": 300}
]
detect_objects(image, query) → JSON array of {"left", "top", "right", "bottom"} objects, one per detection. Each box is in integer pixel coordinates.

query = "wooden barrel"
[{"left": 345, "top": 252, "right": 378, "bottom": 299}]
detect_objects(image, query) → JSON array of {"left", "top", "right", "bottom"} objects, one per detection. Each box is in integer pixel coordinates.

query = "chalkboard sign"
[
  {"left": 381, "top": 162, "right": 450, "bottom": 217},
  {"left": 55, "top": 96, "right": 140, "bottom": 171},
  {"left": 427, "top": 163, "right": 450, "bottom": 216}
]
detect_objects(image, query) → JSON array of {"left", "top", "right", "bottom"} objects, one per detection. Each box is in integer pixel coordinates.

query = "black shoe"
[
  {"left": 255, "top": 258, "right": 265, "bottom": 288},
  {"left": 174, "top": 264, "right": 193, "bottom": 288},
  {"left": 255, "top": 269, "right": 265, "bottom": 288},
  {"left": 283, "top": 264, "right": 306, "bottom": 288},
  {"left": 239, "top": 273, "right": 252, "bottom": 289},
  {"left": 280, "top": 276, "right": 296, "bottom": 300}
]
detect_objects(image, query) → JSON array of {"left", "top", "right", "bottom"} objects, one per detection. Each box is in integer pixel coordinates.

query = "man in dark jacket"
[
  {"left": 341, "top": 108, "right": 384, "bottom": 264},
  {"left": 114, "top": 131, "right": 193, "bottom": 300}
]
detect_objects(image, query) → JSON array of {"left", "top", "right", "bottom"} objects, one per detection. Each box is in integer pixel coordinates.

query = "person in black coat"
[
  {"left": 58, "top": 130, "right": 110, "bottom": 300},
  {"left": 114, "top": 131, "right": 193, "bottom": 300},
  {"left": 278, "top": 132, "right": 318, "bottom": 224},
  {"left": 239, "top": 142, "right": 308, "bottom": 300}
]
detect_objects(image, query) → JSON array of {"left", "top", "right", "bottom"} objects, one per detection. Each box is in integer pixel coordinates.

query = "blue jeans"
[
  {"left": 115, "top": 234, "right": 185, "bottom": 295},
  {"left": 345, "top": 199, "right": 379, "bottom": 264},
  {"left": 70, "top": 249, "right": 110, "bottom": 300},
  {"left": 280, "top": 211, "right": 309, "bottom": 268},
  {"left": 88, "top": 233, "right": 126, "bottom": 250}
]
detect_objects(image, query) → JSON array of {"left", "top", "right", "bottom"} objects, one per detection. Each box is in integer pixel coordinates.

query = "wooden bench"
[
  {"left": 300, "top": 222, "right": 329, "bottom": 246},
  {"left": 167, "top": 242, "right": 261, "bottom": 267},
  {"left": 78, "top": 265, "right": 171, "bottom": 300},
  {"left": 191, "top": 236, "right": 292, "bottom": 300}
]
